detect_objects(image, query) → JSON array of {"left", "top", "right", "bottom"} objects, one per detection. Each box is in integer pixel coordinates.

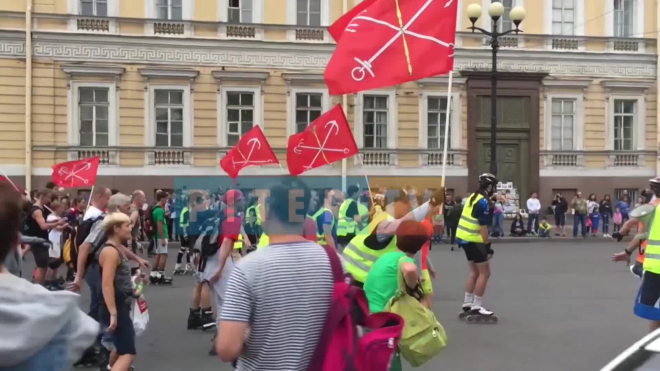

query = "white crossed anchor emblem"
[
  {"left": 58, "top": 161, "right": 93, "bottom": 186},
  {"left": 348, "top": 0, "right": 455, "bottom": 82},
  {"left": 294, "top": 121, "right": 350, "bottom": 170},
  {"left": 232, "top": 138, "right": 274, "bottom": 168}
]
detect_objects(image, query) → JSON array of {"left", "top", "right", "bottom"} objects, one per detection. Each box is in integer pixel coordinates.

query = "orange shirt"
[{"left": 420, "top": 219, "right": 434, "bottom": 270}]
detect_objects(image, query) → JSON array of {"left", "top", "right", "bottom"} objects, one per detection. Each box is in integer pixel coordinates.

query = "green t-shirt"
[
  {"left": 364, "top": 251, "right": 415, "bottom": 313},
  {"left": 152, "top": 206, "right": 168, "bottom": 240}
]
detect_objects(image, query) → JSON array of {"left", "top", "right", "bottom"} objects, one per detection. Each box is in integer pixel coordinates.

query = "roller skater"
[
  {"left": 174, "top": 202, "right": 192, "bottom": 276},
  {"left": 456, "top": 173, "right": 498, "bottom": 324}
]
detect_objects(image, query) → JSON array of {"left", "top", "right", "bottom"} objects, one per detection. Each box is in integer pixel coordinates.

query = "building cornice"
[
  {"left": 0, "top": 30, "right": 655, "bottom": 78},
  {"left": 418, "top": 76, "right": 467, "bottom": 88},
  {"left": 542, "top": 79, "right": 592, "bottom": 88},
  {"left": 600, "top": 80, "right": 656, "bottom": 90},
  {"left": 139, "top": 68, "right": 200, "bottom": 79},
  {"left": 281, "top": 72, "right": 326, "bottom": 84}
]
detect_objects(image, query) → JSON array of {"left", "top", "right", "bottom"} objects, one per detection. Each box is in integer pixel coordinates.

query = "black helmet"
[{"left": 479, "top": 173, "right": 499, "bottom": 189}]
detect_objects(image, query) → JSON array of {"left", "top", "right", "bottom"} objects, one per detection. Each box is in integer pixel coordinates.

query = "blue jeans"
[
  {"left": 84, "top": 263, "right": 102, "bottom": 322},
  {"left": 573, "top": 214, "right": 587, "bottom": 237},
  {"left": 6, "top": 327, "right": 68, "bottom": 371},
  {"left": 527, "top": 214, "right": 539, "bottom": 234},
  {"left": 602, "top": 214, "right": 610, "bottom": 234},
  {"left": 492, "top": 213, "right": 504, "bottom": 237}
]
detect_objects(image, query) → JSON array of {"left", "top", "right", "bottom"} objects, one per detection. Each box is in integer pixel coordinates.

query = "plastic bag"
[{"left": 132, "top": 295, "right": 149, "bottom": 337}]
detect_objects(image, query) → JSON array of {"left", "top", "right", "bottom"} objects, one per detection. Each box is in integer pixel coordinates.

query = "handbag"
[{"left": 384, "top": 257, "right": 447, "bottom": 367}]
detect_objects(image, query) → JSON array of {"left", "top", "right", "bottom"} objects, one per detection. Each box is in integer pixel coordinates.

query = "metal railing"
[
  {"left": 154, "top": 22, "right": 185, "bottom": 35},
  {"left": 147, "top": 149, "right": 191, "bottom": 165},
  {"left": 226, "top": 25, "right": 256, "bottom": 38}
]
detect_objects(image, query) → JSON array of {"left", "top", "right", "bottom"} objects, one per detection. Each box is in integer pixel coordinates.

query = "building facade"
[{"left": 0, "top": 0, "right": 658, "bottom": 206}]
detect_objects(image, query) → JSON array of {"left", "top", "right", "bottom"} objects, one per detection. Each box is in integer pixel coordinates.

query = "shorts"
[
  {"left": 155, "top": 239, "right": 168, "bottom": 255},
  {"left": 421, "top": 269, "right": 433, "bottom": 294},
  {"left": 100, "top": 300, "right": 136, "bottom": 355},
  {"left": 337, "top": 234, "right": 356, "bottom": 247},
  {"left": 640, "top": 270, "right": 660, "bottom": 306},
  {"left": 33, "top": 246, "right": 50, "bottom": 269},
  {"left": 462, "top": 242, "right": 489, "bottom": 264},
  {"left": 554, "top": 213, "right": 566, "bottom": 226},
  {"left": 180, "top": 235, "right": 190, "bottom": 249}
]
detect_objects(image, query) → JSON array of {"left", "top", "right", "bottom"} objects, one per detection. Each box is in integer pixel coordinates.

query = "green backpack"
[{"left": 384, "top": 257, "right": 447, "bottom": 367}]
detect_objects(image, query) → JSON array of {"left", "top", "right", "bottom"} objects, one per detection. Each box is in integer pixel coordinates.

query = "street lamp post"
[{"left": 466, "top": 3, "right": 526, "bottom": 176}]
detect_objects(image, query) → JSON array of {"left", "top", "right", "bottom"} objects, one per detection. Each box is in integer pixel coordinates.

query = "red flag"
[
  {"left": 329, "top": 0, "right": 378, "bottom": 41},
  {"left": 220, "top": 126, "right": 279, "bottom": 179},
  {"left": 287, "top": 104, "right": 358, "bottom": 176},
  {"left": 325, "top": 0, "right": 458, "bottom": 95},
  {"left": 52, "top": 157, "right": 100, "bottom": 188}
]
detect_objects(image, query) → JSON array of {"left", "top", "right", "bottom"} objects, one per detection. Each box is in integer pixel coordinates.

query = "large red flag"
[
  {"left": 220, "top": 126, "right": 279, "bottom": 179},
  {"left": 329, "top": 0, "right": 378, "bottom": 41},
  {"left": 325, "top": 0, "right": 458, "bottom": 95},
  {"left": 287, "top": 104, "right": 358, "bottom": 176},
  {"left": 52, "top": 157, "right": 100, "bottom": 188}
]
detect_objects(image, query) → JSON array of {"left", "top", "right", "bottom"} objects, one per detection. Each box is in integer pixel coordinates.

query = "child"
[
  {"left": 613, "top": 207, "right": 623, "bottom": 233},
  {"left": 538, "top": 217, "right": 552, "bottom": 238},
  {"left": 45, "top": 201, "right": 66, "bottom": 290},
  {"left": 590, "top": 207, "right": 601, "bottom": 237}
]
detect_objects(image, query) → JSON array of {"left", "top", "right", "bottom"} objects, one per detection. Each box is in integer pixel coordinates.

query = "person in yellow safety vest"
[
  {"left": 357, "top": 193, "right": 370, "bottom": 231},
  {"left": 341, "top": 188, "right": 446, "bottom": 288},
  {"left": 612, "top": 179, "right": 660, "bottom": 333},
  {"left": 244, "top": 197, "right": 262, "bottom": 248},
  {"left": 337, "top": 185, "right": 363, "bottom": 249},
  {"left": 456, "top": 173, "right": 499, "bottom": 322},
  {"left": 174, "top": 204, "right": 192, "bottom": 275}
]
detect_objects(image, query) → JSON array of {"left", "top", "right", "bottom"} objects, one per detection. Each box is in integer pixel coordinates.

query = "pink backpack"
[{"left": 307, "top": 245, "right": 404, "bottom": 371}]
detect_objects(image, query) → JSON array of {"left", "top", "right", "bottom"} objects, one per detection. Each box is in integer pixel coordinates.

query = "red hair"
[{"left": 396, "top": 219, "right": 431, "bottom": 254}]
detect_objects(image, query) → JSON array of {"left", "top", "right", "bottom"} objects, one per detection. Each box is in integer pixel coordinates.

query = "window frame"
[
  {"left": 544, "top": 92, "right": 585, "bottom": 151},
  {"left": 218, "top": 86, "right": 263, "bottom": 148},
  {"left": 287, "top": 87, "right": 330, "bottom": 137},
  {"left": 607, "top": 93, "right": 645, "bottom": 151},
  {"left": 146, "top": 0, "right": 193, "bottom": 21},
  {"left": 551, "top": 0, "right": 575, "bottom": 35},
  {"left": 605, "top": 0, "right": 644, "bottom": 38},
  {"left": 219, "top": 0, "right": 263, "bottom": 23},
  {"left": 226, "top": 91, "right": 256, "bottom": 147},
  {"left": 419, "top": 91, "right": 461, "bottom": 150},
  {"left": 146, "top": 84, "right": 192, "bottom": 147},
  {"left": 154, "top": 89, "right": 185, "bottom": 147},
  {"left": 286, "top": 0, "right": 329, "bottom": 26},
  {"left": 79, "top": 0, "right": 108, "bottom": 16},
  {"left": 613, "top": 0, "right": 634, "bottom": 37},
  {"left": 612, "top": 98, "right": 637, "bottom": 151},
  {"left": 355, "top": 91, "right": 397, "bottom": 149},
  {"left": 68, "top": 81, "right": 118, "bottom": 147},
  {"left": 68, "top": 0, "right": 118, "bottom": 18},
  {"left": 549, "top": 98, "right": 577, "bottom": 151},
  {"left": 78, "top": 86, "right": 111, "bottom": 147},
  {"left": 227, "top": 0, "right": 253, "bottom": 23}
]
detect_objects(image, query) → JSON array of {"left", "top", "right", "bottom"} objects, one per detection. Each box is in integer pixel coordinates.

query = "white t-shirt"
[{"left": 47, "top": 214, "right": 62, "bottom": 259}]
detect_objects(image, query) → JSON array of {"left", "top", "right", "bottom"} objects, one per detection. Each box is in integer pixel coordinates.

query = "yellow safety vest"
[
  {"left": 247, "top": 205, "right": 261, "bottom": 226},
  {"left": 357, "top": 203, "right": 369, "bottom": 231},
  {"left": 234, "top": 233, "right": 243, "bottom": 250},
  {"left": 643, "top": 204, "right": 660, "bottom": 273},
  {"left": 313, "top": 207, "right": 335, "bottom": 246},
  {"left": 341, "top": 214, "right": 397, "bottom": 283},
  {"left": 258, "top": 233, "right": 269, "bottom": 249},
  {"left": 337, "top": 199, "right": 357, "bottom": 236},
  {"left": 179, "top": 207, "right": 189, "bottom": 228},
  {"left": 456, "top": 193, "right": 485, "bottom": 243}
]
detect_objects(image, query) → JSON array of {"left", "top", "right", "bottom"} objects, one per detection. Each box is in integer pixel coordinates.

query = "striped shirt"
[{"left": 220, "top": 240, "right": 341, "bottom": 371}]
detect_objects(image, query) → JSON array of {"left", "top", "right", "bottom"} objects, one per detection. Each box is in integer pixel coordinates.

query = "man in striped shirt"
[{"left": 215, "top": 177, "right": 342, "bottom": 371}]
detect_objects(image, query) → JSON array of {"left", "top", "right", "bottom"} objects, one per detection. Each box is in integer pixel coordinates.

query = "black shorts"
[
  {"left": 180, "top": 235, "right": 190, "bottom": 249},
  {"left": 555, "top": 213, "right": 566, "bottom": 226},
  {"left": 100, "top": 300, "right": 136, "bottom": 355},
  {"left": 32, "top": 246, "right": 50, "bottom": 269},
  {"left": 48, "top": 257, "right": 63, "bottom": 270},
  {"left": 337, "top": 234, "right": 355, "bottom": 247},
  {"left": 462, "top": 242, "right": 489, "bottom": 264},
  {"left": 640, "top": 271, "right": 660, "bottom": 306}
]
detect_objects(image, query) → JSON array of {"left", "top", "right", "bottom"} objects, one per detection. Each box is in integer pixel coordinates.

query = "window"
[
  {"left": 228, "top": 0, "right": 252, "bottom": 23},
  {"left": 363, "top": 95, "right": 388, "bottom": 149},
  {"left": 427, "top": 97, "right": 450, "bottom": 149},
  {"left": 615, "top": 188, "right": 638, "bottom": 204},
  {"left": 493, "top": 0, "right": 513, "bottom": 32},
  {"left": 551, "top": 98, "right": 575, "bottom": 150},
  {"left": 552, "top": 0, "right": 574, "bottom": 35},
  {"left": 295, "top": 93, "right": 322, "bottom": 133},
  {"left": 613, "top": 99, "right": 635, "bottom": 151},
  {"left": 80, "top": 0, "right": 107, "bottom": 16},
  {"left": 78, "top": 87, "right": 109, "bottom": 146},
  {"left": 156, "top": 0, "right": 182, "bottom": 20},
  {"left": 155, "top": 90, "right": 184, "bottom": 147},
  {"left": 227, "top": 92, "right": 254, "bottom": 146},
  {"left": 297, "top": 0, "right": 321, "bottom": 26},
  {"left": 614, "top": 0, "right": 634, "bottom": 37}
]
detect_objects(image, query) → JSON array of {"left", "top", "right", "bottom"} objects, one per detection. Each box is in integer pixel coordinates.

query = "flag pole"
[
  {"left": 85, "top": 185, "right": 95, "bottom": 213},
  {"left": 357, "top": 155, "right": 375, "bottom": 209},
  {"left": 441, "top": 70, "right": 453, "bottom": 188}
]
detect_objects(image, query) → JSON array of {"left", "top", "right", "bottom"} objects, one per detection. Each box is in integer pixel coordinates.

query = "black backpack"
[
  {"left": 74, "top": 215, "right": 106, "bottom": 268},
  {"left": 197, "top": 213, "right": 227, "bottom": 272}
]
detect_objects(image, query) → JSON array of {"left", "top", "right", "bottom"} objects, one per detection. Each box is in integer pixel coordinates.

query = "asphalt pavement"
[{"left": 19, "top": 239, "right": 648, "bottom": 371}]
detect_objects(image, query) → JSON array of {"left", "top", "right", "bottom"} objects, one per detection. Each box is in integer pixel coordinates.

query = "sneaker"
[{"left": 631, "top": 264, "right": 643, "bottom": 279}]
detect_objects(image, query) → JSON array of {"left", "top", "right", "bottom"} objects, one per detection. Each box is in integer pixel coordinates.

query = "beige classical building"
[{"left": 0, "top": 0, "right": 658, "bottom": 205}]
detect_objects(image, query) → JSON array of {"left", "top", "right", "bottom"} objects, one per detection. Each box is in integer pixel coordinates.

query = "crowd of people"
[{"left": 4, "top": 171, "right": 656, "bottom": 370}]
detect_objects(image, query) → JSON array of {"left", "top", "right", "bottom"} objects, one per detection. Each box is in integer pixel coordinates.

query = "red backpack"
[{"left": 307, "top": 245, "right": 404, "bottom": 371}]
